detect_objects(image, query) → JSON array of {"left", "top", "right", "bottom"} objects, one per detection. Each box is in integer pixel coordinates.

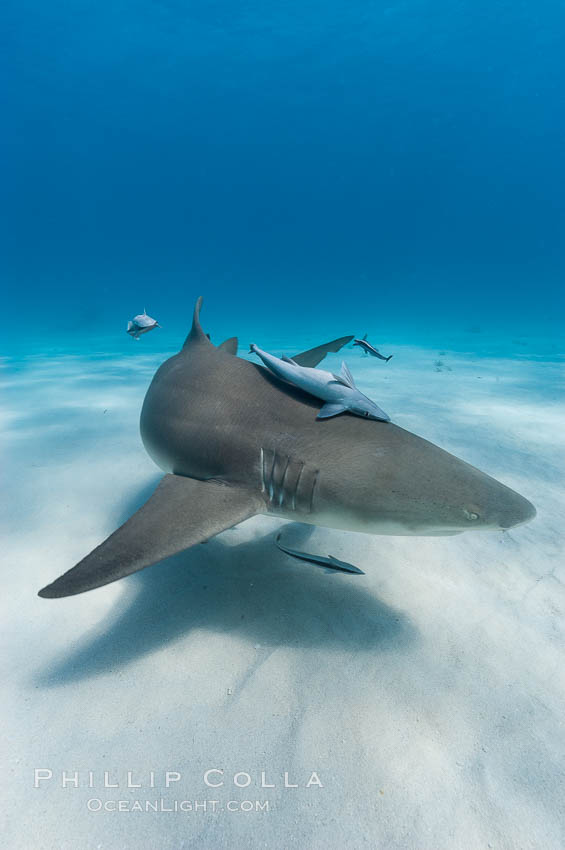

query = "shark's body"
[
  {"left": 250, "top": 343, "right": 390, "bottom": 421},
  {"left": 39, "top": 298, "right": 535, "bottom": 598}
]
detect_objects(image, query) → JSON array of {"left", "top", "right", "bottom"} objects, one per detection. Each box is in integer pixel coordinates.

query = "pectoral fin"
[
  {"left": 316, "top": 402, "right": 348, "bottom": 419},
  {"left": 293, "top": 335, "right": 354, "bottom": 368},
  {"left": 38, "top": 475, "right": 262, "bottom": 598}
]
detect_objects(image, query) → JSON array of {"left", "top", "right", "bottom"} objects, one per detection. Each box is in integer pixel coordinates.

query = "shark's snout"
[
  {"left": 497, "top": 494, "right": 536, "bottom": 529},
  {"left": 459, "top": 476, "right": 536, "bottom": 533},
  {"left": 340, "top": 431, "right": 538, "bottom": 537}
]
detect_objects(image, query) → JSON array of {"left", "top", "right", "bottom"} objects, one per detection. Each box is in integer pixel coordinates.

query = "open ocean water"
[{"left": 1, "top": 2, "right": 564, "bottom": 849}]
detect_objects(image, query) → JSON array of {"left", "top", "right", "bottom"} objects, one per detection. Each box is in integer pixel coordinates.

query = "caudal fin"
[{"left": 292, "top": 335, "right": 354, "bottom": 368}]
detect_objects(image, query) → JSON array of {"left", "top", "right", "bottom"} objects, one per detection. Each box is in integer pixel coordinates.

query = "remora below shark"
[{"left": 38, "top": 298, "right": 536, "bottom": 598}]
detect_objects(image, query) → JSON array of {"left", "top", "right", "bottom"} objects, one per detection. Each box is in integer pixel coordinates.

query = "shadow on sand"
[{"left": 35, "top": 481, "right": 417, "bottom": 687}]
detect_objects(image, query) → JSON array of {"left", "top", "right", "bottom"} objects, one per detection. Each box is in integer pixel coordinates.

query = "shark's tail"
[
  {"left": 249, "top": 343, "right": 256, "bottom": 354},
  {"left": 386, "top": 354, "right": 393, "bottom": 362}
]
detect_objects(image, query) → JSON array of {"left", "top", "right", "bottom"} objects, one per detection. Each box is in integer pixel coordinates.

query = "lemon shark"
[{"left": 38, "top": 298, "right": 536, "bottom": 598}]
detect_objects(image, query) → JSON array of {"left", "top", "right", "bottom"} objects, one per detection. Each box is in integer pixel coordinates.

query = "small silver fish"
[
  {"left": 275, "top": 532, "right": 364, "bottom": 574},
  {"left": 127, "top": 310, "right": 160, "bottom": 340},
  {"left": 353, "top": 335, "right": 393, "bottom": 361}
]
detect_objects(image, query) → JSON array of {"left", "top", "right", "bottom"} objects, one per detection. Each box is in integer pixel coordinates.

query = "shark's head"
[
  {"left": 417, "top": 462, "right": 537, "bottom": 534},
  {"left": 348, "top": 394, "right": 391, "bottom": 422},
  {"left": 388, "top": 445, "right": 536, "bottom": 535},
  {"left": 320, "top": 427, "right": 536, "bottom": 536}
]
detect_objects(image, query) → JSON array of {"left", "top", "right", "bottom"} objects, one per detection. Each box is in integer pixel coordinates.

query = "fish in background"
[
  {"left": 353, "top": 335, "right": 393, "bottom": 361},
  {"left": 249, "top": 343, "right": 391, "bottom": 421},
  {"left": 127, "top": 310, "right": 160, "bottom": 340}
]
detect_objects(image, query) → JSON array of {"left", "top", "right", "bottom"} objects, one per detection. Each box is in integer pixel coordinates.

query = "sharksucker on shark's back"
[
  {"left": 249, "top": 343, "right": 390, "bottom": 421},
  {"left": 38, "top": 296, "right": 536, "bottom": 599}
]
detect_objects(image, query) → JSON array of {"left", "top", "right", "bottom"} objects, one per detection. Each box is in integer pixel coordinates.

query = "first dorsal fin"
[
  {"left": 183, "top": 297, "right": 213, "bottom": 349},
  {"left": 340, "top": 361, "right": 356, "bottom": 388},
  {"left": 332, "top": 361, "right": 356, "bottom": 389}
]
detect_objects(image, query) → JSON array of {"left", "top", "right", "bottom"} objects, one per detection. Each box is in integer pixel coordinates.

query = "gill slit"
[
  {"left": 292, "top": 463, "right": 304, "bottom": 511},
  {"left": 268, "top": 452, "right": 276, "bottom": 502},
  {"left": 260, "top": 447, "right": 265, "bottom": 492},
  {"left": 310, "top": 470, "right": 319, "bottom": 513},
  {"left": 278, "top": 456, "right": 291, "bottom": 507}
]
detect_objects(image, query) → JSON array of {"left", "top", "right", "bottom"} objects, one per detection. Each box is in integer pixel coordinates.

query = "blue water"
[
  {"left": 1, "top": 1, "right": 564, "bottom": 349},
  {"left": 3, "top": 7, "right": 565, "bottom": 849}
]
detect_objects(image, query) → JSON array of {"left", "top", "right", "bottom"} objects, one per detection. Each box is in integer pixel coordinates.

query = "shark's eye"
[
  {"left": 463, "top": 508, "right": 479, "bottom": 521},
  {"left": 364, "top": 411, "right": 369, "bottom": 417}
]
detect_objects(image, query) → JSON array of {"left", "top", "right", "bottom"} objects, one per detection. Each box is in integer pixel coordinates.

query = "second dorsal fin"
[{"left": 218, "top": 336, "right": 238, "bottom": 355}]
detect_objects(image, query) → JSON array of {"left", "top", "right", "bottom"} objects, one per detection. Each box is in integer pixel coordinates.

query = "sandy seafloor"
[{"left": 1, "top": 329, "right": 564, "bottom": 850}]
